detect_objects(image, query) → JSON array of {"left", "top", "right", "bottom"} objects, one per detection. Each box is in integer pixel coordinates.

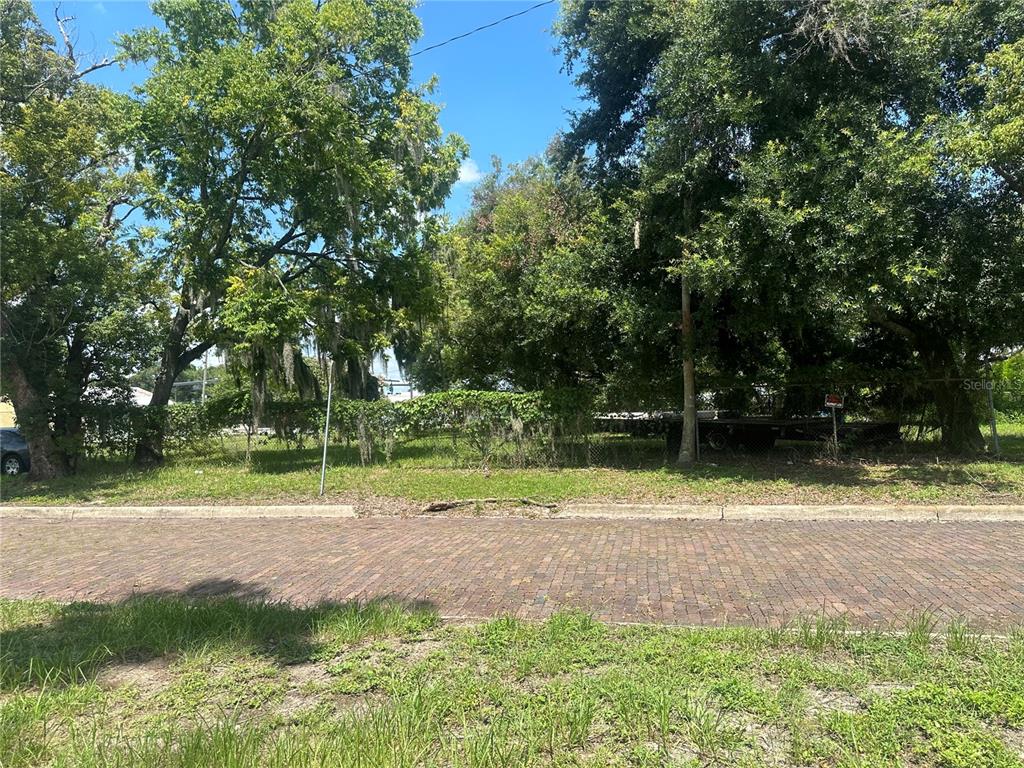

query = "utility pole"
[
  {"left": 677, "top": 273, "right": 697, "bottom": 466},
  {"left": 200, "top": 349, "right": 209, "bottom": 403},
  {"left": 986, "top": 366, "right": 1001, "bottom": 457},
  {"left": 319, "top": 360, "right": 334, "bottom": 497}
]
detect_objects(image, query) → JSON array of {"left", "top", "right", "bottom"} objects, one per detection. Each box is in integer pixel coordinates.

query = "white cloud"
[
  {"left": 93, "top": 2, "right": 107, "bottom": 14},
  {"left": 456, "top": 158, "right": 483, "bottom": 185}
]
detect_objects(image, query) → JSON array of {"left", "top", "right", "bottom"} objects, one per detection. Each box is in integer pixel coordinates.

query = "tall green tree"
[
  {"left": 1, "top": 1, "right": 161, "bottom": 478},
  {"left": 412, "top": 157, "right": 622, "bottom": 393},
  {"left": 559, "top": 0, "right": 1024, "bottom": 453},
  {"left": 121, "top": 0, "right": 464, "bottom": 463}
]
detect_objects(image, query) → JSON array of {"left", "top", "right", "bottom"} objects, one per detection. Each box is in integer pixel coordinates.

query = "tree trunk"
[
  {"left": 133, "top": 355, "right": 176, "bottom": 466},
  {"left": 871, "top": 313, "right": 986, "bottom": 456},
  {"left": 914, "top": 336, "right": 985, "bottom": 455},
  {"left": 3, "top": 355, "right": 67, "bottom": 480},
  {"left": 677, "top": 275, "right": 697, "bottom": 466},
  {"left": 929, "top": 376, "right": 985, "bottom": 455},
  {"left": 133, "top": 304, "right": 191, "bottom": 466},
  {"left": 52, "top": 334, "right": 88, "bottom": 473}
]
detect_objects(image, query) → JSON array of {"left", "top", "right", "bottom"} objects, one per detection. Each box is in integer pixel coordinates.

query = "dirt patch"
[
  {"left": 805, "top": 685, "right": 862, "bottom": 715},
  {"left": 286, "top": 661, "right": 333, "bottom": 688},
  {"left": 402, "top": 638, "right": 445, "bottom": 664},
  {"left": 276, "top": 688, "right": 321, "bottom": 719},
  {"left": 1000, "top": 727, "right": 1023, "bottom": 758},
  {"left": 276, "top": 688, "right": 377, "bottom": 721},
  {"left": 277, "top": 661, "right": 376, "bottom": 720},
  {"left": 863, "top": 682, "right": 913, "bottom": 699},
  {"left": 96, "top": 657, "right": 172, "bottom": 696},
  {"left": 358, "top": 496, "right": 559, "bottom": 519},
  {"left": 742, "top": 719, "right": 792, "bottom": 766},
  {"left": 352, "top": 496, "right": 423, "bottom": 517}
]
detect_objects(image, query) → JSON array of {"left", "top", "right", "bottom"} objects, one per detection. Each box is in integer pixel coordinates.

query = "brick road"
[{"left": 2, "top": 517, "right": 1022, "bottom": 628}]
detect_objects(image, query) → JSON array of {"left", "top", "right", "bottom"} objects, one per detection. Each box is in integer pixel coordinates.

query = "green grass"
[
  {"left": 2, "top": 425, "right": 1022, "bottom": 507},
  {"left": 2, "top": 598, "right": 1022, "bottom": 767}
]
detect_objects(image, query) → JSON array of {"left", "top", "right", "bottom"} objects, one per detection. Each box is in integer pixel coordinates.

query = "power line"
[{"left": 411, "top": 0, "right": 556, "bottom": 57}]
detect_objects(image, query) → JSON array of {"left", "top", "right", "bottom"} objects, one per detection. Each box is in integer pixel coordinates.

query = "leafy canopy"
[
  {"left": 1, "top": 0, "right": 162, "bottom": 474},
  {"left": 120, "top": 0, "right": 465, "bottom": 401}
]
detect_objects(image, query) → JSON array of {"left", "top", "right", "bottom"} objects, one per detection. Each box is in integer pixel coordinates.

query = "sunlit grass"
[
  {"left": 1, "top": 598, "right": 1022, "bottom": 767},
  {"left": 2, "top": 425, "right": 1021, "bottom": 506}
]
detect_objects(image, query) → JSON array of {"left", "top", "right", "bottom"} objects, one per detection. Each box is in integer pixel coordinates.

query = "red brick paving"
[{"left": 2, "top": 518, "right": 1022, "bottom": 628}]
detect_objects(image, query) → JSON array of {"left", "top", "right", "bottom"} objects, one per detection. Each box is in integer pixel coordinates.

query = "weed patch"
[{"left": 1, "top": 598, "right": 1022, "bottom": 766}]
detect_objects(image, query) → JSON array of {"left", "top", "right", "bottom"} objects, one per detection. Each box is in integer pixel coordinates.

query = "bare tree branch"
[
  {"left": 76, "top": 59, "right": 116, "bottom": 79},
  {"left": 54, "top": 7, "right": 76, "bottom": 66}
]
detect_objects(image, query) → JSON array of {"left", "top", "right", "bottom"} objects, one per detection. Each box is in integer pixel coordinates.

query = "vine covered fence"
[{"left": 73, "top": 378, "right": 1024, "bottom": 469}]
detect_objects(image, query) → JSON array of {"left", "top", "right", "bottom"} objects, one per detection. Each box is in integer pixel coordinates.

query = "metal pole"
[
  {"left": 319, "top": 362, "right": 334, "bottom": 497},
  {"left": 201, "top": 350, "right": 209, "bottom": 403},
  {"left": 986, "top": 373, "right": 1001, "bottom": 457},
  {"left": 831, "top": 407, "right": 839, "bottom": 460}
]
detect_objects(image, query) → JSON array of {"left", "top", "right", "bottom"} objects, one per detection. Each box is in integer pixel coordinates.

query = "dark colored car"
[{"left": 0, "top": 428, "right": 30, "bottom": 476}]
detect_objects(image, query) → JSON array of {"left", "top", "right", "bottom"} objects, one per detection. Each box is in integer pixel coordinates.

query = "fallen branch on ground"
[{"left": 422, "top": 498, "right": 558, "bottom": 513}]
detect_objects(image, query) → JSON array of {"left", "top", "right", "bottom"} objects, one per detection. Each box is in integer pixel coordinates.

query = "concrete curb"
[
  {"left": 559, "top": 503, "right": 723, "bottom": 520},
  {"left": 0, "top": 505, "right": 355, "bottom": 520},
  {"left": 559, "top": 503, "right": 1024, "bottom": 522},
  {"left": 2, "top": 503, "right": 1022, "bottom": 522}
]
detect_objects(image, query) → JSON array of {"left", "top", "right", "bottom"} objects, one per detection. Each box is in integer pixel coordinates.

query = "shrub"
[
  {"left": 80, "top": 401, "right": 223, "bottom": 458},
  {"left": 76, "top": 387, "right": 595, "bottom": 467}
]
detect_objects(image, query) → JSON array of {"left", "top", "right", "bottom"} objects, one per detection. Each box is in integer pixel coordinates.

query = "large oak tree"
[
  {"left": 1, "top": 1, "right": 161, "bottom": 478},
  {"left": 558, "top": 0, "right": 1024, "bottom": 453},
  {"left": 122, "top": 0, "right": 464, "bottom": 463}
]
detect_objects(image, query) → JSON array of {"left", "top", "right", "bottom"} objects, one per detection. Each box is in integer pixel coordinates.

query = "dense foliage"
[
  {"left": 120, "top": 0, "right": 464, "bottom": 463},
  {"left": 411, "top": 159, "right": 625, "bottom": 392},
  {"left": 75, "top": 389, "right": 592, "bottom": 468},
  {"left": 413, "top": 2, "right": 1024, "bottom": 455},
  {"left": 4, "top": 0, "right": 1022, "bottom": 479},
  {"left": 1, "top": 0, "right": 463, "bottom": 477},
  {"left": 1, "top": 0, "right": 162, "bottom": 476},
  {"left": 552, "top": 0, "right": 1024, "bottom": 452}
]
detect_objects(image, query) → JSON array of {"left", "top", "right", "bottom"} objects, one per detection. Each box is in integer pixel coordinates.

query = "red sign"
[{"left": 825, "top": 394, "right": 844, "bottom": 409}]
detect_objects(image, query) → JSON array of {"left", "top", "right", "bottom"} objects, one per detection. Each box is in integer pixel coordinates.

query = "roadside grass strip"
[{"left": 1, "top": 598, "right": 1022, "bottom": 767}]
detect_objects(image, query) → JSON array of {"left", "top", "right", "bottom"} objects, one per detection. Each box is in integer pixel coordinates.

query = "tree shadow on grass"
[
  {"left": 0, "top": 583, "right": 438, "bottom": 690},
  {"left": 0, "top": 458, "right": 141, "bottom": 503},
  {"left": 657, "top": 443, "right": 1022, "bottom": 495},
  {"left": 5, "top": 432, "right": 1019, "bottom": 503}
]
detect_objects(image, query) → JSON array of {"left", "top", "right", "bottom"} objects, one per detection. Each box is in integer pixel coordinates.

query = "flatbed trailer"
[{"left": 595, "top": 412, "right": 900, "bottom": 452}]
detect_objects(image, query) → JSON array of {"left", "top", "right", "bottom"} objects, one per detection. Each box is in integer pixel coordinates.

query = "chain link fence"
[{"left": 115, "top": 377, "right": 1022, "bottom": 470}]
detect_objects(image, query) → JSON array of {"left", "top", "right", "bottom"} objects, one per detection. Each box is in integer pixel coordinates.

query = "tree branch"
[
  {"left": 281, "top": 252, "right": 334, "bottom": 283},
  {"left": 54, "top": 7, "right": 76, "bottom": 67},
  {"left": 995, "top": 165, "right": 1024, "bottom": 198},
  {"left": 210, "top": 124, "right": 266, "bottom": 262},
  {"left": 54, "top": 7, "right": 115, "bottom": 82},
  {"left": 867, "top": 308, "right": 918, "bottom": 342},
  {"left": 249, "top": 220, "right": 307, "bottom": 269},
  {"left": 75, "top": 59, "right": 116, "bottom": 80},
  {"left": 176, "top": 340, "right": 217, "bottom": 372}
]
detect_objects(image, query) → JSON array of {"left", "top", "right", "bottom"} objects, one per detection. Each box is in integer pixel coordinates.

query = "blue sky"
[{"left": 35, "top": 0, "right": 582, "bottom": 217}]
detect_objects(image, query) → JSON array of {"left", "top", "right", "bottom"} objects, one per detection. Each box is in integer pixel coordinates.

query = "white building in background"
[
  {"left": 382, "top": 381, "right": 416, "bottom": 402},
  {"left": 372, "top": 349, "right": 417, "bottom": 402},
  {"left": 131, "top": 387, "right": 153, "bottom": 406},
  {"left": 0, "top": 398, "right": 15, "bottom": 428}
]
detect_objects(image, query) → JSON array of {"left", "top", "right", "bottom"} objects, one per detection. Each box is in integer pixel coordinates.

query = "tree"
[
  {"left": 411, "top": 157, "right": 622, "bottom": 393},
  {"left": 121, "top": 0, "right": 464, "bottom": 464},
  {"left": 1, "top": 1, "right": 161, "bottom": 478},
  {"left": 219, "top": 265, "right": 317, "bottom": 458},
  {"left": 559, "top": 0, "right": 1024, "bottom": 453}
]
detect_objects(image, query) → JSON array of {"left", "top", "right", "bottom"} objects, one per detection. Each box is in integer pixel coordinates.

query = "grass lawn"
[
  {"left": 2, "top": 425, "right": 1021, "bottom": 507},
  {"left": 3, "top": 427, "right": 1022, "bottom": 508},
  {"left": 1, "top": 598, "right": 1022, "bottom": 767}
]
